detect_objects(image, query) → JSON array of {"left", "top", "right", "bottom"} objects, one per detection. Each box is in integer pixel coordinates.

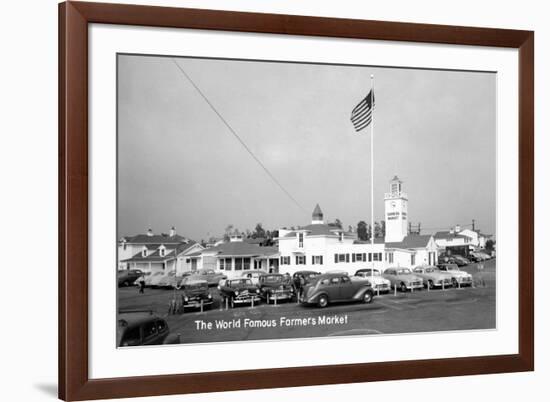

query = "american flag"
[{"left": 350, "top": 90, "right": 375, "bottom": 132}]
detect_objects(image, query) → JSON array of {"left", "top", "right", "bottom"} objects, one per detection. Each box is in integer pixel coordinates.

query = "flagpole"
[{"left": 370, "top": 74, "right": 375, "bottom": 286}]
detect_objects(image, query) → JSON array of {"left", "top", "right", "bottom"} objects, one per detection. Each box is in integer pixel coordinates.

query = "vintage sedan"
[
  {"left": 157, "top": 270, "right": 178, "bottom": 288},
  {"left": 191, "top": 268, "right": 227, "bottom": 286},
  {"left": 382, "top": 268, "right": 424, "bottom": 292},
  {"left": 117, "top": 269, "right": 144, "bottom": 287},
  {"left": 299, "top": 273, "right": 374, "bottom": 308},
  {"left": 117, "top": 311, "right": 170, "bottom": 347},
  {"left": 436, "top": 263, "right": 473, "bottom": 287},
  {"left": 218, "top": 278, "right": 261, "bottom": 307},
  {"left": 240, "top": 269, "right": 268, "bottom": 285},
  {"left": 179, "top": 278, "right": 213, "bottom": 311},
  {"left": 354, "top": 268, "right": 391, "bottom": 293},
  {"left": 292, "top": 270, "right": 321, "bottom": 293},
  {"left": 412, "top": 266, "right": 453, "bottom": 289},
  {"left": 450, "top": 255, "right": 470, "bottom": 266},
  {"left": 258, "top": 274, "right": 295, "bottom": 303}
]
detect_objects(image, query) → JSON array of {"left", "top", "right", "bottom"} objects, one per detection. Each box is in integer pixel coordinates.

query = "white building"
[
  {"left": 277, "top": 177, "right": 438, "bottom": 274},
  {"left": 118, "top": 227, "right": 204, "bottom": 273}
]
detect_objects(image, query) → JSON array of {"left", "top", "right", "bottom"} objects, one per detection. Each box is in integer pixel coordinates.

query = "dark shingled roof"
[
  {"left": 385, "top": 234, "right": 433, "bottom": 249},
  {"left": 283, "top": 223, "right": 353, "bottom": 238},
  {"left": 203, "top": 242, "right": 279, "bottom": 257},
  {"left": 433, "top": 231, "right": 469, "bottom": 240},
  {"left": 123, "top": 233, "right": 188, "bottom": 244}
]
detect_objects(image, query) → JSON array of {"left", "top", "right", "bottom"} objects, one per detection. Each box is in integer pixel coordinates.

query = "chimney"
[
  {"left": 170, "top": 226, "right": 176, "bottom": 237},
  {"left": 147, "top": 228, "right": 153, "bottom": 237}
]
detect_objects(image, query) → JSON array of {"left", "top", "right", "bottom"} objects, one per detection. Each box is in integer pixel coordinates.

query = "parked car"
[
  {"left": 468, "top": 253, "right": 483, "bottom": 263},
  {"left": 451, "top": 255, "right": 470, "bottom": 266},
  {"left": 143, "top": 271, "right": 164, "bottom": 287},
  {"left": 157, "top": 270, "right": 178, "bottom": 288},
  {"left": 258, "top": 274, "right": 295, "bottom": 303},
  {"left": 117, "top": 311, "right": 170, "bottom": 346},
  {"left": 476, "top": 251, "right": 492, "bottom": 260},
  {"left": 292, "top": 270, "right": 321, "bottom": 293},
  {"left": 117, "top": 269, "right": 144, "bottom": 287},
  {"left": 133, "top": 271, "right": 152, "bottom": 286},
  {"left": 382, "top": 267, "right": 424, "bottom": 292},
  {"left": 218, "top": 278, "right": 261, "bottom": 307},
  {"left": 354, "top": 268, "right": 391, "bottom": 293},
  {"left": 190, "top": 268, "right": 227, "bottom": 286},
  {"left": 240, "top": 269, "right": 268, "bottom": 285},
  {"left": 436, "top": 263, "right": 473, "bottom": 287},
  {"left": 412, "top": 266, "right": 453, "bottom": 289},
  {"left": 299, "top": 273, "right": 374, "bottom": 308},
  {"left": 179, "top": 278, "right": 213, "bottom": 311}
]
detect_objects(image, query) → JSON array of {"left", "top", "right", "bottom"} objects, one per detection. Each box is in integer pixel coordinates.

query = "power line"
[{"left": 171, "top": 58, "right": 306, "bottom": 213}]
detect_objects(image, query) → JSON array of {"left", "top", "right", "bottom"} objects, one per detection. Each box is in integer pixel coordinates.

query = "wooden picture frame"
[{"left": 59, "top": 1, "right": 534, "bottom": 400}]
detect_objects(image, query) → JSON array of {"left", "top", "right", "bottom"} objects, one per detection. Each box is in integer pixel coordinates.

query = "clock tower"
[{"left": 384, "top": 176, "right": 408, "bottom": 243}]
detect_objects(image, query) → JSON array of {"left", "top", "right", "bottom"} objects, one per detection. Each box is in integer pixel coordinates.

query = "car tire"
[
  {"left": 318, "top": 294, "right": 329, "bottom": 308},
  {"left": 451, "top": 278, "right": 458, "bottom": 288},
  {"left": 363, "top": 291, "right": 373, "bottom": 304},
  {"left": 400, "top": 282, "right": 407, "bottom": 292}
]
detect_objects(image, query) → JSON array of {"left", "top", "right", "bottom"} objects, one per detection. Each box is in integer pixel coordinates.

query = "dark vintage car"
[
  {"left": 299, "top": 273, "right": 374, "bottom": 308},
  {"left": 117, "top": 269, "right": 144, "bottom": 287},
  {"left": 117, "top": 311, "right": 170, "bottom": 347},
  {"left": 292, "top": 270, "right": 321, "bottom": 293},
  {"left": 179, "top": 278, "right": 213, "bottom": 311},
  {"left": 218, "top": 278, "right": 261, "bottom": 307},
  {"left": 258, "top": 274, "right": 295, "bottom": 303}
]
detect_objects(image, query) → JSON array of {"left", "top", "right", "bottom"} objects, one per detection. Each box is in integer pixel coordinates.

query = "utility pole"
[{"left": 472, "top": 219, "right": 476, "bottom": 231}]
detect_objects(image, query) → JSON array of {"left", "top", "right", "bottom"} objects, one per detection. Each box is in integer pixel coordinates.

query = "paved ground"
[{"left": 118, "top": 259, "right": 495, "bottom": 344}]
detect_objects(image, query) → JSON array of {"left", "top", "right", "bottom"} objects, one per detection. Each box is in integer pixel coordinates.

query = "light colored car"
[
  {"left": 436, "top": 263, "right": 473, "bottom": 287},
  {"left": 354, "top": 268, "right": 391, "bottom": 293},
  {"left": 157, "top": 271, "right": 178, "bottom": 288},
  {"left": 142, "top": 271, "right": 163, "bottom": 287},
  {"left": 133, "top": 271, "right": 152, "bottom": 286},
  {"left": 190, "top": 268, "right": 227, "bottom": 286},
  {"left": 149, "top": 271, "right": 173, "bottom": 287},
  {"left": 382, "top": 267, "right": 424, "bottom": 292},
  {"left": 240, "top": 269, "right": 268, "bottom": 285},
  {"left": 412, "top": 266, "right": 453, "bottom": 289}
]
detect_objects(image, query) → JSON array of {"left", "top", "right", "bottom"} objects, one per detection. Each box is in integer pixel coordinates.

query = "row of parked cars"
[{"left": 117, "top": 262, "right": 479, "bottom": 346}]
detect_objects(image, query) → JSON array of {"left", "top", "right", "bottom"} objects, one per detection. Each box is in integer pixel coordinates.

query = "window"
[
  {"left": 373, "top": 252, "right": 382, "bottom": 261},
  {"left": 281, "top": 256, "right": 290, "bottom": 265},
  {"left": 330, "top": 277, "right": 340, "bottom": 284},
  {"left": 159, "top": 247, "right": 165, "bottom": 257},
  {"left": 339, "top": 232, "right": 344, "bottom": 242},
  {"left": 298, "top": 233, "right": 304, "bottom": 248},
  {"left": 219, "top": 259, "right": 225, "bottom": 270},
  {"left": 411, "top": 254, "right": 416, "bottom": 266},
  {"left": 353, "top": 253, "right": 365, "bottom": 262},
  {"left": 296, "top": 255, "right": 306, "bottom": 265},
  {"left": 142, "top": 248, "right": 148, "bottom": 257},
  {"left": 225, "top": 258, "right": 232, "bottom": 271},
  {"left": 341, "top": 276, "right": 350, "bottom": 284},
  {"left": 386, "top": 252, "right": 394, "bottom": 264},
  {"left": 235, "top": 258, "right": 243, "bottom": 271},
  {"left": 312, "top": 255, "right": 323, "bottom": 265},
  {"left": 243, "top": 258, "right": 251, "bottom": 270},
  {"left": 368, "top": 253, "right": 372, "bottom": 262}
]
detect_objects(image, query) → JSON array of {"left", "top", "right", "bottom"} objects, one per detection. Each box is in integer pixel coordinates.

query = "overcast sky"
[{"left": 117, "top": 54, "right": 496, "bottom": 240}]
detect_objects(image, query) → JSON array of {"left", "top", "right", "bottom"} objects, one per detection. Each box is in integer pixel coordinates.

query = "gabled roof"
[
  {"left": 433, "top": 231, "right": 469, "bottom": 240},
  {"left": 122, "top": 233, "right": 188, "bottom": 244},
  {"left": 283, "top": 223, "right": 353, "bottom": 238},
  {"left": 386, "top": 234, "right": 433, "bottom": 249},
  {"left": 121, "top": 247, "right": 176, "bottom": 262},
  {"left": 202, "top": 242, "right": 279, "bottom": 257},
  {"left": 175, "top": 240, "right": 199, "bottom": 255}
]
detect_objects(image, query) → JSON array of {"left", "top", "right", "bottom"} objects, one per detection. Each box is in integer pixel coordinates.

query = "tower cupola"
[{"left": 312, "top": 204, "right": 324, "bottom": 224}]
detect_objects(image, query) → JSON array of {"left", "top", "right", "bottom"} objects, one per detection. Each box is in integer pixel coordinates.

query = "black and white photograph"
[{"left": 116, "top": 54, "right": 497, "bottom": 347}]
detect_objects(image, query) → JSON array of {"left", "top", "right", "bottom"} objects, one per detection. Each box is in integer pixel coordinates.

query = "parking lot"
[{"left": 118, "top": 259, "right": 495, "bottom": 344}]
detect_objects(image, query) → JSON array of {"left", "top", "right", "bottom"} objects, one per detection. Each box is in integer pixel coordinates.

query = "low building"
[
  {"left": 199, "top": 234, "right": 280, "bottom": 277},
  {"left": 118, "top": 227, "right": 203, "bottom": 273}
]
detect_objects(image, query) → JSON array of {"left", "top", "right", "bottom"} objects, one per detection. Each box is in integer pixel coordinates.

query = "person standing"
[{"left": 139, "top": 277, "right": 146, "bottom": 294}]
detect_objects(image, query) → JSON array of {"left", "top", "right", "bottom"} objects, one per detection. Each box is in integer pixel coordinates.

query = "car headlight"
[
  {"left": 208, "top": 293, "right": 212, "bottom": 299},
  {"left": 184, "top": 296, "right": 189, "bottom": 302},
  {"left": 256, "top": 289, "right": 260, "bottom": 294},
  {"left": 235, "top": 290, "right": 240, "bottom": 296}
]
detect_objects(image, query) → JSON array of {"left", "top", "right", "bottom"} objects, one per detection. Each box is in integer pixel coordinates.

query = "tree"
[
  {"left": 485, "top": 239, "right": 495, "bottom": 252},
  {"left": 329, "top": 218, "right": 343, "bottom": 229},
  {"left": 357, "top": 221, "right": 368, "bottom": 241},
  {"left": 223, "top": 224, "right": 234, "bottom": 242},
  {"left": 254, "top": 223, "right": 266, "bottom": 239}
]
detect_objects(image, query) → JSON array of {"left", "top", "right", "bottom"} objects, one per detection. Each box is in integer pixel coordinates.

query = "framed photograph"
[{"left": 59, "top": 1, "right": 534, "bottom": 400}]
